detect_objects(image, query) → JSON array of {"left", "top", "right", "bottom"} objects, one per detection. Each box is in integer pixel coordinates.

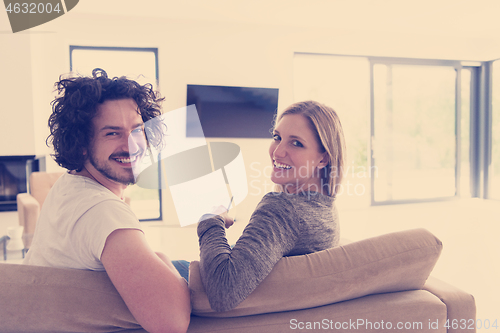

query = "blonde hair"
[{"left": 272, "top": 101, "right": 346, "bottom": 196}]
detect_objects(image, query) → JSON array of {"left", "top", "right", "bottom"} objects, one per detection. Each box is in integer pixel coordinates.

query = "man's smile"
[{"left": 110, "top": 152, "right": 142, "bottom": 167}]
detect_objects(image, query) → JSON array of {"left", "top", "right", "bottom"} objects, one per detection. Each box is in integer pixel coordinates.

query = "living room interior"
[{"left": 1, "top": 1, "right": 499, "bottom": 331}]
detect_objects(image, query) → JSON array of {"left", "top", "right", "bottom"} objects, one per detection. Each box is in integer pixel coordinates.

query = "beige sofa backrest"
[{"left": 189, "top": 228, "right": 443, "bottom": 317}]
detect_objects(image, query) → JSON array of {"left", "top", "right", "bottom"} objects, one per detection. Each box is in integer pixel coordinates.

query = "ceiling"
[
  {"left": 73, "top": 0, "right": 499, "bottom": 37},
  {"left": 71, "top": 0, "right": 500, "bottom": 61}
]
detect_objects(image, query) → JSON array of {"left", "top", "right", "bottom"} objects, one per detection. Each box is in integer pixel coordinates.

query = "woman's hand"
[
  {"left": 221, "top": 211, "right": 234, "bottom": 229},
  {"left": 211, "top": 205, "right": 235, "bottom": 229}
]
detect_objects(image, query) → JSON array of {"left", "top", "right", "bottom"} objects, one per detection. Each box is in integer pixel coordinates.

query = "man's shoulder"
[
  {"left": 48, "top": 173, "right": 125, "bottom": 213},
  {"left": 58, "top": 173, "right": 118, "bottom": 197}
]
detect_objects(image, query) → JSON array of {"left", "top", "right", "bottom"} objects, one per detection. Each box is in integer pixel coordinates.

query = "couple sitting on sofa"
[{"left": 23, "top": 69, "right": 346, "bottom": 333}]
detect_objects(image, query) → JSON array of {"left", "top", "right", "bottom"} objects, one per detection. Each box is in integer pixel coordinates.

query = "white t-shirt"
[{"left": 23, "top": 172, "right": 142, "bottom": 271}]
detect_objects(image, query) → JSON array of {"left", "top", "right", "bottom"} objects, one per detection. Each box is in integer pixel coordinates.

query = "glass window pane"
[
  {"left": 460, "top": 68, "right": 471, "bottom": 198},
  {"left": 491, "top": 61, "right": 500, "bottom": 200},
  {"left": 293, "top": 54, "right": 370, "bottom": 209},
  {"left": 373, "top": 64, "right": 456, "bottom": 201},
  {"left": 71, "top": 48, "right": 161, "bottom": 220}
]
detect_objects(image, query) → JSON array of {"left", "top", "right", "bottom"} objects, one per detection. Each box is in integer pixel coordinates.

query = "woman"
[{"left": 197, "top": 100, "right": 346, "bottom": 312}]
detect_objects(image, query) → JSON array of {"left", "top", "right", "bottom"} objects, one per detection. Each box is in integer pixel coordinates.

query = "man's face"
[{"left": 86, "top": 98, "right": 147, "bottom": 185}]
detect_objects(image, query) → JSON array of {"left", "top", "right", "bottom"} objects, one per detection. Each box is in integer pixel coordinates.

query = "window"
[
  {"left": 294, "top": 53, "right": 472, "bottom": 206},
  {"left": 70, "top": 46, "right": 162, "bottom": 220},
  {"left": 460, "top": 68, "right": 472, "bottom": 198}
]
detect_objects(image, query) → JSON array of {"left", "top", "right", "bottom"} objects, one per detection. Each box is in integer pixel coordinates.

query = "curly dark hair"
[{"left": 47, "top": 68, "right": 166, "bottom": 171}]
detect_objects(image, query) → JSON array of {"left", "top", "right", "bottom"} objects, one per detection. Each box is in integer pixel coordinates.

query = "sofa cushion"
[
  {"left": 189, "top": 228, "right": 443, "bottom": 317},
  {"left": 187, "top": 290, "right": 448, "bottom": 333}
]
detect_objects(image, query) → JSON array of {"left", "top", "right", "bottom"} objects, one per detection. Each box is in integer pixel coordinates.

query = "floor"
[
  {"left": 2, "top": 198, "right": 499, "bottom": 331},
  {"left": 336, "top": 198, "right": 500, "bottom": 332}
]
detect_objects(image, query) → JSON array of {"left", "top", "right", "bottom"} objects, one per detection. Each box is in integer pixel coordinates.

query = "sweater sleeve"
[{"left": 197, "top": 193, "right": 300, "bottom": 312}]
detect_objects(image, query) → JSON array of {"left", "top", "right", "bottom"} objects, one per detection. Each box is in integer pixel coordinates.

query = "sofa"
[{"left": 0, "top": 228, "right": 475, "bottom": 333}]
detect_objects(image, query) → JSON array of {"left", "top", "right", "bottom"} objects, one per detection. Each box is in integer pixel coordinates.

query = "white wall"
[{"left": 0, "top": 32, "right": 35, "bottom": 156}]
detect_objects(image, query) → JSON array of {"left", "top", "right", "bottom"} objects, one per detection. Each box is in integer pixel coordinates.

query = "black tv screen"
[{"left": 186, "top": 84, "right": 279, "bottom": 138}]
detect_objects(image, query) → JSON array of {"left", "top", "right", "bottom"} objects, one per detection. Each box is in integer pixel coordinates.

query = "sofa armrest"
[
  {"left": 423, "top": 276, "right": 476, "bottom": 333},
  {"left": 16, "top": 193, "right": 40, "bottom": 248}
]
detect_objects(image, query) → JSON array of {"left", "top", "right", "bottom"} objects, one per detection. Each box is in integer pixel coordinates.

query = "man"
[{"left": 23, "top": 68, "right": 190, "bottom": 333}]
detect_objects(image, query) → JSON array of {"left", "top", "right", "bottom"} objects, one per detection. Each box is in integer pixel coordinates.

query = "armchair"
[{"left": 16, "top": 172, "right": 64, "bottom": 249}]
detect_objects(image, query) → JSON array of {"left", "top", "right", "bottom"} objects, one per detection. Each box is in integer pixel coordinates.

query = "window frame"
[{"left": 69, "top": 45, "right": 163, "bottom": 221}]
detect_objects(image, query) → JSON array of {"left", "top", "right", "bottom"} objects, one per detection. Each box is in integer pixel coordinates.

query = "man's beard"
[{"left": 88, "top": 151, "right": 138, "bottom": 186}]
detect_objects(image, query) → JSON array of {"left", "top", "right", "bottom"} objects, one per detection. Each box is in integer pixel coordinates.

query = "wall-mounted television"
[{"left": 186, "top": 84, "right": 279, "bottom": 138}]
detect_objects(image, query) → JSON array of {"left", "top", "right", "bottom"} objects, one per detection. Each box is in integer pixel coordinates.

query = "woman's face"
[{"left": 269, "top": 114, "right": 328, "bottom": 194}]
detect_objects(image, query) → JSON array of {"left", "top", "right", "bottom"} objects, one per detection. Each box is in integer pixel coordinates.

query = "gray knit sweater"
[{"left": 197, "top": 191, "right": 339, "bottom": 312}]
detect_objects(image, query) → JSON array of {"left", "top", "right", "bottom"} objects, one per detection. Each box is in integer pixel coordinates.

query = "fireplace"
[{"left": 0, "top": 155, "right": 42, "bottom": 212}]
